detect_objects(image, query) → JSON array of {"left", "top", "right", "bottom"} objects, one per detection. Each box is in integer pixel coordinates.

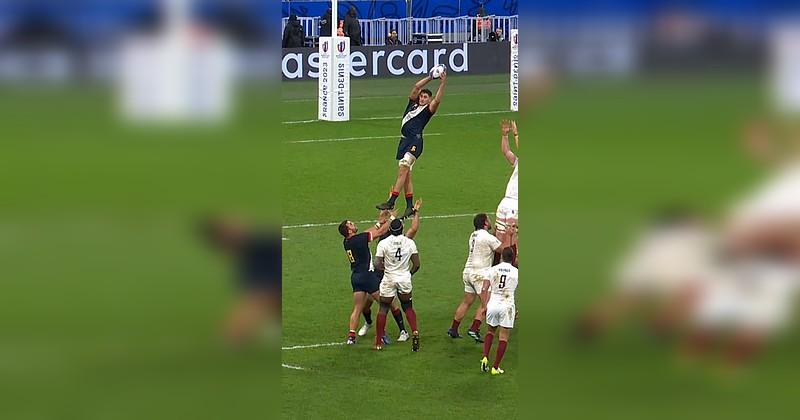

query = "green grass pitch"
[{"left": 280, "top": 74, "right": 519, "bottom": 419}]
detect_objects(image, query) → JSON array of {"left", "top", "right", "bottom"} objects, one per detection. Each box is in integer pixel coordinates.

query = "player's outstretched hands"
[
  {"left": 413, "top": 199, "right": 422, "bottom": 212},
  {"left": 501, "top": 119, "right": 511, "bottom": 135},
  {"left": 439, "top": 68, "right": 447, "bottom": 82},
  {"left": 511, "top": 120, "right": 518, "bottom": 135},
  {"left": 378, "top": 209, "right": 391, "bottom": 223}
]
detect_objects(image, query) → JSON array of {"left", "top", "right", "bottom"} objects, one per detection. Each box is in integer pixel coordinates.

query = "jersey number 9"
[{"left": 498, "top": 274, "right": 507, "bottom": 289}]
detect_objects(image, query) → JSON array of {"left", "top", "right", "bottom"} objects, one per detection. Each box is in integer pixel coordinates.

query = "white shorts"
[
  {"left": 692, "top": 261, "right": 800, "bottom": 334},
  {"left": 462, "top": 269, "right": 487, "bottom": 294},
  {"left": 495, "top": 197, "right": 518, "bottom": 230},
  {"left": 399, "top": 153, "right": 417, "bottom": 171},
  {"left": 380, "top": 273, "right": 412, "bottom": 298},
  {"left": 486, "top": 302, "right": 515, "bottom": 328}
]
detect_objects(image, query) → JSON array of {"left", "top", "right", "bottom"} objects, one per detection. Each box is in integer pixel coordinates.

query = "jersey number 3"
[{"left": 346, "top": 250, "right": 355, "bottom": 263}]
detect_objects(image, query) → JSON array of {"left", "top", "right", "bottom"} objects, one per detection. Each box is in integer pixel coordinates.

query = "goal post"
[{"left": 318, "top": 0, "right": 350, "bottom": 121}]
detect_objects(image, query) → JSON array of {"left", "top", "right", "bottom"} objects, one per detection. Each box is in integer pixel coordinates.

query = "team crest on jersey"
[
  {"left": 338, "top": 41, "right": 346, "bottom": 53},
  {"left": 322, "top": 41, "right": 329, "bottom": 53}
]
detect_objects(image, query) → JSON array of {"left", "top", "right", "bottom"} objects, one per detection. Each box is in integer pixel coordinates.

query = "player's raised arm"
[
  {"left": 405, "top": 199, "right": 422, "bottom": 239},
  {"left": 428, "top": 70, "right": 446, "bottom": 114},
  {"left": 365, "top": 210, "right": 392, "bottom": 240},
  {"left": 501, "top": 120, "right": 517, "bottom": 165},
  {"left": 410, "top": 75, "right": 432, "bottom": 101}
]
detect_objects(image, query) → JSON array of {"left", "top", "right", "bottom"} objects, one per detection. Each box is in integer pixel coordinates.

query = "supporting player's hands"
[
  {"left": 439, "top": 69, "right": 447, "bottom": 82},
  {"left": 511, "top": 120, "right": 518, "bottom": 136},
  {"left": 413, "top": 199, "right": 422, "bottom": 212}
]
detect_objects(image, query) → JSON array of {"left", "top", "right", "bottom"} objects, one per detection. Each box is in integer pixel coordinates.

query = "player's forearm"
[
  {"left": 434, "top": 80, "right": 446, "bottom": 101},
  {"left": 501, "top": 134, "right": 516, "bottom": 164},
  {"left": 415, "top": 76, "right": 432, "bottom": 89}
]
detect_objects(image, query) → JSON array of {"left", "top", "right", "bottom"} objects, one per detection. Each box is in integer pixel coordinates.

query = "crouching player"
[
  {"left": 375, "top": 219, "right": 421, "bottom": 351},
  {"left": 480, "top": 247, "right": 518, "bottom": 375}
]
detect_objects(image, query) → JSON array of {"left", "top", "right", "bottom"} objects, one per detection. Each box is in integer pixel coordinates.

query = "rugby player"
[
  {"left": 374, "top": 218, "right": 421, "bottom": 351},
  {"left": 376, "top": 70, "right": 447, "bottom": 219},
  {"left": 448, "top": 213, "right": 502, "bottom": 342},
  {"left": 496, "top": 120, "right": 519, "bottom": 266},
  {"left": 480, "top": 247, "right": 518, "bottom": 375},
  {"left": 358, "top": 199, "right": 423, "bottom": 343},
  {"left": 339, "top": 210, "right": 406, "bottom": 345},
  {"left": 200, "top": 215, "right": 281, "bottom": 346}
]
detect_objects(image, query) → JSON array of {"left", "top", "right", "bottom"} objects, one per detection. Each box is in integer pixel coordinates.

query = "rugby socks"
[
  {"left": 469, "top": 319, "right": 482, "bottom": 333},
  {"left": 450, "top": 319, "right": 461, "bottom": 332},
  {"left": 363, "top": 307, "right": 373, "bottom": 325},
  {"left": 404, "top": 308, "right": 418, "bottom": 333},
  {"left": 483, "top": 332, "right": 494, "bottom": 357},
  {"left": 405, "top": 193, "right": 413, "bottom": 209},
  {"left": 387, "top": 191, "right": 400, "bottom": 206},
  {"left": 391, "top": 308, "right": 406, "bottom": 332},
  {"left": 348, "top": 330, "right": 356, "bottom": 339},
  {"left": 493, "top": 340, "right": 508, "bottom": 369},
  {"left": 376, "top": 313, "right": 387, "bottom": 346}
]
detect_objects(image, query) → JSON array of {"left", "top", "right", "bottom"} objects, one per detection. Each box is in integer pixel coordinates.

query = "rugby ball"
[{"left": 430, "top": 64, "right": 447, "bottom": 79}]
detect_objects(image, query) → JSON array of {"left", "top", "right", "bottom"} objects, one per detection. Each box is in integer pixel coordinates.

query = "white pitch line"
[
  {"left": 283, "top": 212, "right": 490, "bottom": 230},
  {"left": 286, "top": 133, "right": 442, "bottom": 144},
  {"left": 282, "top": 342, "right": 345, "bottom": 350},
  {"left": 282, "top": 363, "right": 306, "bottom": 370},
  {"left": 282, "top": 110, "right": 510, "bottom": 125},
  {"left": 281, "top": 92, "right": 485, "bottom": 103}
]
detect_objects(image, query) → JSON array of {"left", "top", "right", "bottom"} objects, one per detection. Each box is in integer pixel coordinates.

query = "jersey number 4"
[
  {"left": 346, "top": 250, "right": 355, "bottom": 263},
  {"left": 498, "top": 274, "right": 507, "bottom": 289},
  {"left": 395, "top": 248, "right": 402, "bottom": 261}
]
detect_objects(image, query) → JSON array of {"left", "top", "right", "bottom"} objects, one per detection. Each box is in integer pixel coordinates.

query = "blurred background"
[
  {"left": 0, "top": 1, "right": 280, "bottom": 418},
  {"left": 517, "top": 1, "right": 800, "bottom": 419}
]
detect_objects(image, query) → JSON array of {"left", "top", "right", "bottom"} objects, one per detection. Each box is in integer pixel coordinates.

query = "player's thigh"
[
  {"left": 379, "top": 276, "right": 399, "bottom": 299},
  {"left": 396, "top": 278, "right": 413, "bottom": 300},
  {"left": 352, "top": 291, "right": 368, "bottom": 308},
  {"left": 462, "top": 271, "right": 483, "bottom": 295}
]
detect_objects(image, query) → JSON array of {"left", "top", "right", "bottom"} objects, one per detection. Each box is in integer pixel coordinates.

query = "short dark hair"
[
  {"left": 338, "top": 220, "right": 349, "bottom": 237},
  {"left": 501, "top": 247, "right": 514, "bottom": 263},
  {"left": 389, "top": 219, "right": 403, "bottom": 235},
  {"left": 473, "top": 213, "right": 489, "bottom": 230},
  {"left": 420, "top": 88, "right": 432, "bottom": 97}
]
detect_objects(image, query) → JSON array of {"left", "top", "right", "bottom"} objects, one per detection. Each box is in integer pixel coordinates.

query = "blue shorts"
[
  {"left": 396, "top": 136, "right": 423, "bottom": 160},
  {"left": 351, "top": 271, "right": 380, "bottom": 294}
]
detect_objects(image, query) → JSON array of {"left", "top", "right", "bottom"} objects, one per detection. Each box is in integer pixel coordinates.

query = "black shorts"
[
  {"left": 351, "top": 271, "right": 380, "bottom": 294},
  {"left": 396, "top": 136, "right": 423, "bottom": 160}
]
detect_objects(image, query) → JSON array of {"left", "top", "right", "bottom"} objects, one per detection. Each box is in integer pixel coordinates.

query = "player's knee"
[
  {"left": 401, "top": 299, "right": 413, "bottom": 311},
  {"left": 379, "top": 301, "right": 392, "bottom": 312}
]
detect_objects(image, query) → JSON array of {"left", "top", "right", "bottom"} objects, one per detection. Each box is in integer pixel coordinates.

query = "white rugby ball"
[{"left": 430, "top": 64, "right": 446, "bottom": 79}]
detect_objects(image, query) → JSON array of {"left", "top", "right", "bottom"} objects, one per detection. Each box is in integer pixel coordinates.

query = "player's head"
[
  {"left": 338, "top": 220, "right": 357, "bottom": 237},
  {"left": 389, "top": 219, "right": 404, "bottom": 236},
  {"left": 349, "top": 6, "right": 356, "bottom": 17},
  {"left": 473, "top": 213, "right": 491, "bottom": 231},
  {"left": 419, "top": 89, "right": 433, "bottom": 105},
  {"left": 501, "top": 247, "right": 514, "bottom": 263},
  {"left": 200, "top": 215, "right": 247, "bottom": 252}
]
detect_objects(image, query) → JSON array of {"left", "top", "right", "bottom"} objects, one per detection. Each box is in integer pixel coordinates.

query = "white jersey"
[
  {"left": 505, "top": 160, "right": 518, "bottom": 200},
  {"left": 376, "top": 234, "right": 418, "bottom": 277},
  {"left": 464, "top": 229, "right": 502, "bottom": 272},
  {"left": 731, "top": 162, "right": 800, "bottom": 226},
  {"left": 487, "top": 262, "right": 518, "bottom": 306}
]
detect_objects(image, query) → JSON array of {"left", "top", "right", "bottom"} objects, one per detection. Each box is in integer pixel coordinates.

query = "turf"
[{"left": 280, "top": 74, "right": 519, "bottom": 419}]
